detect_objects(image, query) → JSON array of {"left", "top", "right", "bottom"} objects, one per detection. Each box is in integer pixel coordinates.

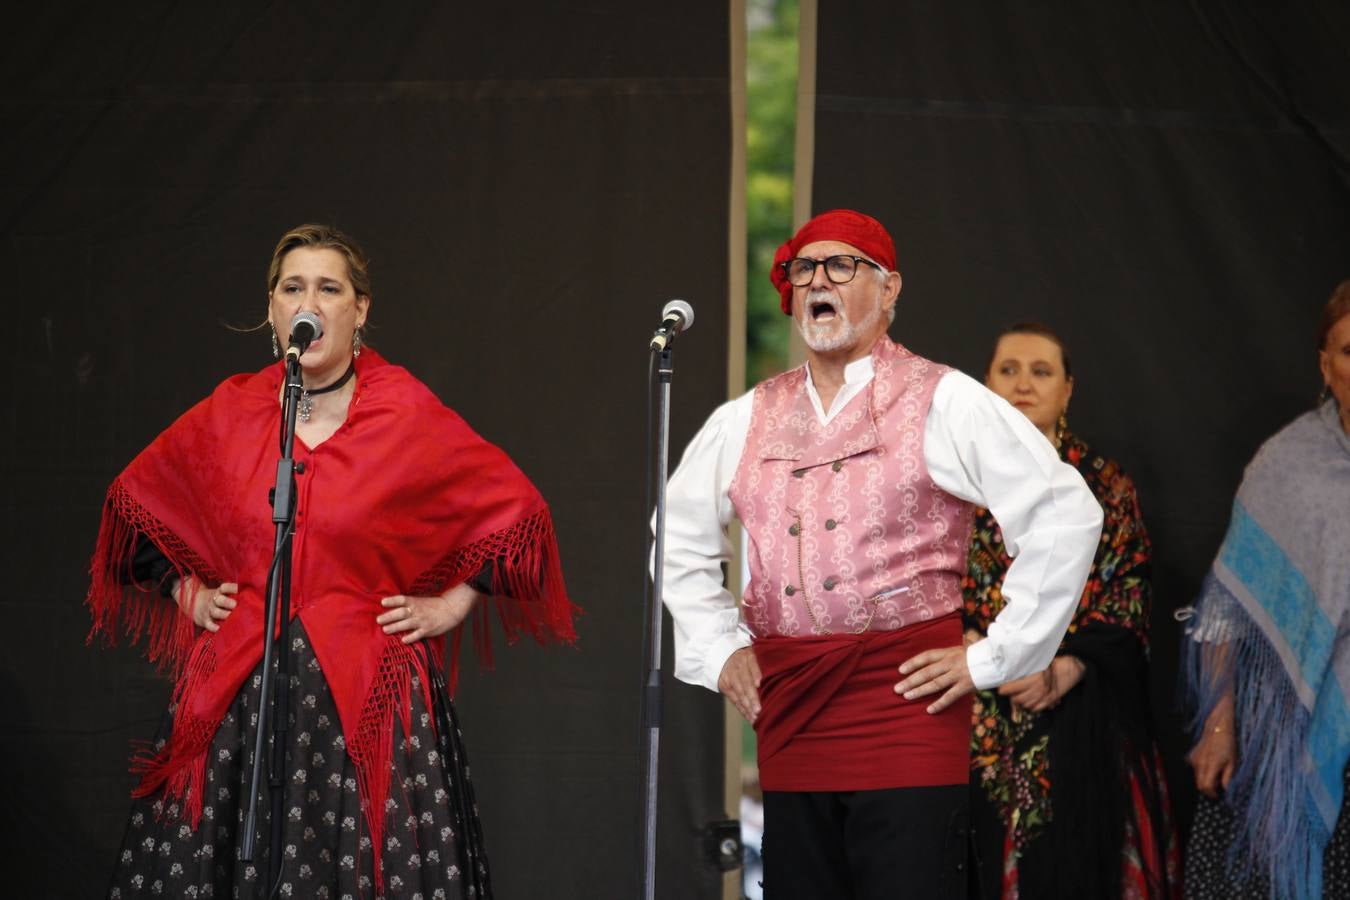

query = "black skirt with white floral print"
[
  {"left": 1184, "top": 763, "right": 1350, "bottom": 899},
  {"left": 108, "top": 623, "right": 492, "bottom": 899}
]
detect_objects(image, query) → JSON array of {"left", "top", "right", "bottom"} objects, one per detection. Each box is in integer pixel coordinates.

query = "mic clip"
[{"left": 650, "top": 328, "right": 678, "bottom": 352}]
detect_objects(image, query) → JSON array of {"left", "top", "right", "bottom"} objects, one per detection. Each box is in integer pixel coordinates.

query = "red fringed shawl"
[{"left": 87, "top": 349, "right": 577, "bottom": 888}]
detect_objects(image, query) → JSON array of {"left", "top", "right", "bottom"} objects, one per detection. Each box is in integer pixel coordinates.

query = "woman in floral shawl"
[{"left": 962, "top": 323, "right": 1180, "bottom": 899}]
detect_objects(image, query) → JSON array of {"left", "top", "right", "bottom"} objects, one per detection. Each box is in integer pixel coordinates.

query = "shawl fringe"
[
  {"left": 412, "top": 505, "right": 579, "bottom": 688},
  {"left": 87, "top": 478, "right": 220, "bottom": 828},
  {"left": 1181, "top": 574, "right": 1326, "bottom": 900},
  {"left": 128, "top": 636, "right": 219, "bottom": 828},
  {"left": 86, "top": 479, "right": 215, "bottom": 677},
  {"left": 347, "top": 640, "right": 426, "bottom": 896}
]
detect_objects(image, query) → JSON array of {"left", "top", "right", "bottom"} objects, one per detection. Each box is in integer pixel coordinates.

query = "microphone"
[
  {"left": 649, "top": 299, "right": 694, "bottom": 351},
  {"left": 284, "top": 311, "right": 323, "bottom": 362}
]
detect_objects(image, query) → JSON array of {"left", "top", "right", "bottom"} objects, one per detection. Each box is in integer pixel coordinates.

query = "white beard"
[{"left": 796, "top": 288, "right": 884, "bottom": 353}]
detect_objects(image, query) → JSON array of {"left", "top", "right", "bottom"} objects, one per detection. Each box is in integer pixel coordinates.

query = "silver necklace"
[{"left": 298, "top": 362, "right": 356, "bottom": 423}]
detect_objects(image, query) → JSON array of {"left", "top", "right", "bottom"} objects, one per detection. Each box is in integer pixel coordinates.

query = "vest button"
[
  {"left": 831, "top": 460, "right": 843, "bottom": 472},
  {"left": 784, "top": 585, "right": 796, "bottom": 596},
  {"left": 823, "top": 577, "right": 838, "bottom": 591},
  {"left": 788, "top": 523, "right": 801, "bottom": 537},
  {"left": 825, "top": 519, "right": 837, "bottom": 530}
]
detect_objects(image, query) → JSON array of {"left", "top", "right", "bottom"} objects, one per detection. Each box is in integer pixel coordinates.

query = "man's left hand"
[{"left": 895, "top": 645, "right": 974, "bottom": 714}]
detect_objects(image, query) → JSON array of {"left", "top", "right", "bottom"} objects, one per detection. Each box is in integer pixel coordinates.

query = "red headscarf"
[{"left": 769, "top": 209, "right": 897, "bottom": 314}]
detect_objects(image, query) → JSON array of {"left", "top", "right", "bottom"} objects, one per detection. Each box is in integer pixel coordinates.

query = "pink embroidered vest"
[{"left": 728, "top": 338, "right": 975, "bottom": 637}]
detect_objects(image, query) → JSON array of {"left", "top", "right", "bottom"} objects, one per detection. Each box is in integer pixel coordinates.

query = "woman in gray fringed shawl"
[{"left": 1181, "top": 281, "right": 1350, "bottom": 900}]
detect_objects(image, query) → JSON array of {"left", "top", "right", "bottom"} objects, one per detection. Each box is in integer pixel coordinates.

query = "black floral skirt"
[{"left": 108, "top": 624, "right": 492, "bottom": 899}]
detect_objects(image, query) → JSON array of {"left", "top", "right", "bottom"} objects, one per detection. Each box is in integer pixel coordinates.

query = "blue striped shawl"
[{"left": 1183, "top": 400, "right": 1350, "bottom": 899}]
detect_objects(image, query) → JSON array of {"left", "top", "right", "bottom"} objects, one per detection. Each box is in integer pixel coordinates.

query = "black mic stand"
[
  {"left": 640, "top": 342, "right": 676, "bottom": 900},
  {"left": 241, "top": 351, "right": 304, "bottom": 897}
]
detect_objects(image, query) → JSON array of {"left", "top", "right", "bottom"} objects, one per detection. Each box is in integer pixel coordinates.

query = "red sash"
[{"left": 753, "top": 614, "right": 969, "bottom": 791}]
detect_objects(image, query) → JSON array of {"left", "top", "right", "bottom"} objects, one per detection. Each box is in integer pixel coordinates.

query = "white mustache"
[{"left": 806, "top": 289, "right": 839, "bottom": 316}]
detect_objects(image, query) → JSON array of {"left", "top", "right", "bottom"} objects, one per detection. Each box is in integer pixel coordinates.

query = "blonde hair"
[{"left": 267, "top": 224, "right": 372, "bottom": 300}]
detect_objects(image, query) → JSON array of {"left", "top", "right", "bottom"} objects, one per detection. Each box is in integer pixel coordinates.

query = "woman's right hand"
[
  {"left": 1188, "top": 697, "right": 1237, "bottom": 798},
  {"left": 177, "top": 578, "right": 239, "bottom": 633}
]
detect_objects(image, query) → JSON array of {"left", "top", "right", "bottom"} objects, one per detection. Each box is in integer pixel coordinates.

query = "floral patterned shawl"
[{"left": 963, "top": 430, "right": 1176, "bottom": 898}]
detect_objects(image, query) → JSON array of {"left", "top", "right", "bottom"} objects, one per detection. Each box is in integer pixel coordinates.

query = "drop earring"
[
  {"left": 352, "top": 328, "right": 363, "bottom": 359},
  {"left": 270, "top": 323, "right": 280, "bottom": 359}
]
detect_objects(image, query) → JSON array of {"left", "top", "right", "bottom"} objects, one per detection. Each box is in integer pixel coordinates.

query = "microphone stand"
[
  {"left": 241, "top": 351, "right": 304, "bottom": 897},
  {"left": 640, "top": 342, "right": 675, "bottom": 900}
]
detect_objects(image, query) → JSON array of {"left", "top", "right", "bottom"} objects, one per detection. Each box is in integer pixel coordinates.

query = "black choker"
[{"left": 298, "top": 362, "right": 356, "bottom": 423}]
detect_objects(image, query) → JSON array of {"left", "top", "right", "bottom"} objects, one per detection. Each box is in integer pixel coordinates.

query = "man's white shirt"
[{"left": 660, "top": 354, "right": 1104, "bottom": 693}]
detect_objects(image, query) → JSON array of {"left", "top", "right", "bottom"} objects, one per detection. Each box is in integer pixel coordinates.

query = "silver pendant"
[{"left": 299, "top": 390, "right": 313, "bottom": 423}]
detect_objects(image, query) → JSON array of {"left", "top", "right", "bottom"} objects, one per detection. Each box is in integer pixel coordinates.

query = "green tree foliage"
[
  {"left": 739, "top": 0, "right": 801, "bottom": 771},
  {"left": 746, "top": 0, "right": 797, "bottom": 387}
]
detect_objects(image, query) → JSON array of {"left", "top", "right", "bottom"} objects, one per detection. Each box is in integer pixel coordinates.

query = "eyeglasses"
[{"left": 781, "top": 255, "right": 884, "bottom": 287}]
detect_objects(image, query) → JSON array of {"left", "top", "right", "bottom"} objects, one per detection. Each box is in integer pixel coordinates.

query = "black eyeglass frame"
[{"left": 780, "top": 254, "right": 885, "bottom": 287}]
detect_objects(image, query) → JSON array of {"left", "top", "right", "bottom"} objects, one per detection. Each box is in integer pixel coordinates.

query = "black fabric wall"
[
  {"left": 0, "top": 4, "right": 731, "bottom": 897},
  {"left": 812, "top": 0, "right": 1350, "bottom": 834}
]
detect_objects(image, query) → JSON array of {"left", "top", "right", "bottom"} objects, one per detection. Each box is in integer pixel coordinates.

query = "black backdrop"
[
  {"left": 812, "top": 0, "right": 1350, "bottom": 833},
  {"left": 0, "top": 4, "right": 731, "bottom": 898},
  {"left": 8, "top": 2, "right": 1349, "bottom": 896}
]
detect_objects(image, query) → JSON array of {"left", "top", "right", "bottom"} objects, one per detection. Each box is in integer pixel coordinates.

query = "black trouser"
[
  {"left": 968, "top": 779, "right": 1005, "bottom": 900},
  {"left": 761, "top": 784, "right": 969, "bottom": 900}
]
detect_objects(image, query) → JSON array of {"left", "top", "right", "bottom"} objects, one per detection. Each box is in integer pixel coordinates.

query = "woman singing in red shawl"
[
  {"left": 962, "top": 324, "right": 1179, "bottom": 899},
  {"left": 88, "top": 225, "right": 577, "bottom": 899}
]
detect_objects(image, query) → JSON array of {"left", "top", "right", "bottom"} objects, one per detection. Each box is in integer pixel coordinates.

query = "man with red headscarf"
[{"left": 660, "top": 210, "right": 1102, "bottom": 897}]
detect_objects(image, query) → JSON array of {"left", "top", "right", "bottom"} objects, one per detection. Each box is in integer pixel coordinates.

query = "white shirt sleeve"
[
  {"left": 657, "top": 393, "right": 756, "bottom": 692},
  {"left": 923, "top": 371, "right": 1104, "bottom": 690},
  {"left": 661, "top": 368, "right": 1102, "bottom": 695}
]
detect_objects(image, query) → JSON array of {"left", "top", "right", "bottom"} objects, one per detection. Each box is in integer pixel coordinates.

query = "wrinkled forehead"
[
  {"left": 276, "top": 246, "right": 353, "bottom": 281},
  {"left": 797, "top": 239, "right": 868, "bottom": 261}
]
